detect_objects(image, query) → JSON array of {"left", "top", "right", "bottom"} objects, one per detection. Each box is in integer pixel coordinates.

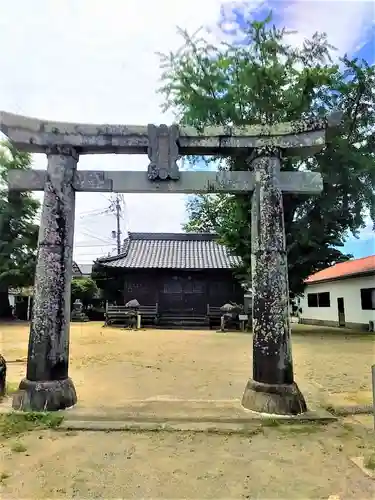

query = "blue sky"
[
  {"left": 210, "top": 0, "right": 375, "bottom": 259},
  {"left": 0, "top": 0, "right": 373, "bottom": 263}
]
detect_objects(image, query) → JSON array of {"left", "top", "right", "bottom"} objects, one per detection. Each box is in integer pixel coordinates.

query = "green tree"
[
  {"left": 91, "top": 260, "right": 127, "bottom": 304},
  {"left": 159, "top": 15, "right": 375, "bottom": 295},
  {"left": 71, "top": 277, "right": 98, "bottom": 307},
  {"left": 0, "top": 142, "right": 40, "bottom": 317}
]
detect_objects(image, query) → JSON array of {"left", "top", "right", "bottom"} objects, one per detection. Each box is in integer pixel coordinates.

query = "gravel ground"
[{"left": 1, "top": 423, "right": 374, "bottom": 499}]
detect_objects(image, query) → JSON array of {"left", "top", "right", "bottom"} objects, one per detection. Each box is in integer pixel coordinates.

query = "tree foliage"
[
  {"left": 158, "top": 15, "right": 375, "bottom": 294},
  {"left": 71, "top": 277, "right": 98, "bottom": 306},
  {"left": 0, "top": 141, "right": 40, "bottom": 317},
  {"left": 91, "top": 263, "right": 125, "bottom": 303}
]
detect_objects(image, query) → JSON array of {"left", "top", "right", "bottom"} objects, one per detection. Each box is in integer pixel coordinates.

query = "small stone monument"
[
  {"left": 71, "top": 299, "right": 89, "bottom": 322},
  {"left": 219, "top": 303, "right": 238, "bottom": 332},
  {"left": 124, "top": 299, "right": 140, "bottom": 329},
  {"left": 125, "top": 299, "right": 140, "bottom": 309}
]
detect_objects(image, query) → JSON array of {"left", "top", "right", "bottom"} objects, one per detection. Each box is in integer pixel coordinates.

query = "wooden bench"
[
  {"left": 105, "top": 303, "right": 159, "bottom": 327},
  {"left": 137, "top": 304, "right": 159, "bottom": 326},
  {"left": 206, "top": 305, "right": 223, "bottom": 329},
  {"left": 206, "top": 304, "right": 247, "bottom": 330}
]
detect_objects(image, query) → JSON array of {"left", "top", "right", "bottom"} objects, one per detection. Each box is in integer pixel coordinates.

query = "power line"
[
  {"left": 80, "top": 230, "right": 114, "bottom": 245},
  {"left": 77, "top": 193, "right": 128, "bottom": 253},
  {"left": 79, "top": 208, "right": 112, "bottom": 219},
  {"left": 74, "top": 252, "right": 116, "bottom": 256},
  {"left": 74, "top": 243, "right": 118, "bottom": 248},
  {"left": 78, "top": 205, "right": 110, "bottom": 215}
]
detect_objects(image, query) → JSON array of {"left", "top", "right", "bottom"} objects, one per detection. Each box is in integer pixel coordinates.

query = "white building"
[{"left": 299, "top": 255, "right": 375, "bottom": 331}]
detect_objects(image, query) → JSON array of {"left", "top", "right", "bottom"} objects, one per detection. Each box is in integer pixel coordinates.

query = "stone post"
[
  {"left": 0, "top": 355, "right": 6, "bottom": 399},
  {"left": 242, "top": 149, "right": 307, "bottom": 415},
  {"left": 12, "top": 146, "right": 78, "bottom": 411}
]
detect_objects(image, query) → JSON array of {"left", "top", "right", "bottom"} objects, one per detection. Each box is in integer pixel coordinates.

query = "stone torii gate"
[{"left": 1, "top": 110, "right": 341, "bottom": 415}]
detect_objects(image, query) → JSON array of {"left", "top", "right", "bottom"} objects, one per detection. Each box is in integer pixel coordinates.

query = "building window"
[
  {"left": 307, "top": 293, "right": 318, "bottom": 307},
  {"left": 360, "top": 288, "right": 375, "bottom": 310},
  {"left": 307, "top": 292, "right": 330, "bottom": 308},
  {"left": 318, "top": 292, "right": 330, "bottom": 307}
]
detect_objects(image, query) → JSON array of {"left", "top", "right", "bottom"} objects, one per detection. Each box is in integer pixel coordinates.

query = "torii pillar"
[
  {"left": 242, "top": 148, "right": 305, "bottom": 414},
  {"left": 15, "top": 146, "right": 78, "bottom": 411},
  {"left": 241, "top": 117, "right": 341, "bottom": 415}
]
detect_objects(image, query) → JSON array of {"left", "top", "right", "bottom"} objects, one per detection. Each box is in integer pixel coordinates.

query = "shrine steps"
[{"left": 158, "top": 313, "right": 209, "bottom": 330}]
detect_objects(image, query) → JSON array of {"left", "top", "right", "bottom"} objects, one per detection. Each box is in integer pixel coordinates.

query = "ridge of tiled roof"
[
  {"left": 127, "top": 232, "right": 218, "bottom": 241},
  {"left": 305, "top": 255, "right": 375, "bottom": 284},
  {"left": 97, "top": 232, "right": 240, "bottom": 270}
]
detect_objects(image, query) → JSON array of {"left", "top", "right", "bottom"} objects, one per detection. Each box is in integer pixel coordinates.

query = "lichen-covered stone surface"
[
  {"left": 242, "top": 380, "right": 307, "bottom": 415},
  {"left": 244, "top": 149, "right": 307, "bottom": 414},
  {"left": 250, "top": 152, "right": 293, "bottom": 384},
  {"left": 14, "top": 146, "right": 78, "bottom": 411},
  {"left": 8, "top": 169, "right": 323, "bottom": 195},
  {"left": 12, "top": 377, "right": 77, "bottom": 411},
  {"left": 0, "top": 110, "right": 340, "bottom": 156},
  {"left": 147, "top": 124, "right": 180, "bottom": 180}
]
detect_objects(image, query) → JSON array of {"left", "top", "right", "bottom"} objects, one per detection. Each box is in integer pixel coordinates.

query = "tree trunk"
[{"left": 0, "top": 287, "right": 13, "bottom": 318}]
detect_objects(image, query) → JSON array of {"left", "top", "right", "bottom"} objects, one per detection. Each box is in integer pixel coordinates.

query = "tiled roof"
[
  {"left": 305, "top": 255, "right": 375, "bottom": 284},
  {"left": 72, "top": 261, "right": 82, "bottom": 276},
  {"left": 72, "top": 263, "right": 94, "bottom": 277},
  {"left": 77, "top": 264, "right": 93, "bottom": 276},
  {"left": 97, "top": 232, "right": 241, "bottom": 270}
]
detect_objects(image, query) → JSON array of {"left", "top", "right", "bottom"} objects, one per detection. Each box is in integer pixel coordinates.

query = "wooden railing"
[
  {"left": 104, "top": 303, "right": 159, "bottom": 327},
  {"left": 206, "top": 305, "right": 222, "bottom": 329}
]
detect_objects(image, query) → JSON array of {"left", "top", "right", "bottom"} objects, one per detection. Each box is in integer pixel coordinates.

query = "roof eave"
[
  {"left": 305, "top": 269, "right": 375, "bottom": 286},
  {"left": 96, "top": 265, "right": 238, "bottom": 270}
]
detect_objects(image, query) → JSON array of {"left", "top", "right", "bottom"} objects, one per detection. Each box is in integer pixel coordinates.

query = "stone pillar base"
[
  {"left": 241, "top": 379, "right": 307, "bottom": 415},
  {"left": 12, "top": 378, "right": 77, "bottom": 412}
]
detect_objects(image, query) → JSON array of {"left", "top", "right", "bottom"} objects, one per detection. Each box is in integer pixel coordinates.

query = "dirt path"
[
  {"left": 2, "top": 323, "right": 374, "bottom": 409},
  {"left": 1, "top": 323, "right": 374, "bottom": 498},
  {"left": 1, "top": 422, "right": 374, "bottom": 499}
]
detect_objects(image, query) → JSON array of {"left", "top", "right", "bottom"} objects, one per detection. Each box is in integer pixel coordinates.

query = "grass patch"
[
  {"left": 275, "top": 423, "right": 323, "bottom": 435},
  {"left": 6, "top": 382, "right": 19, "bottom": 395},
  {"left": 0, "top": 412, "right": 64, "bottom": 439},
  {"left": 65, "top": 430, "right": 78, "bottom": 437},
  {"left": 261, "top": 419, "right": 280, "bottom": 427},
  {"left": 364, "top": 453, "right": 375, "bottom": 470},
  {"left": 10, "top": 441, "right": 27, "bottom": 453},
  {"left": 322, "top": 404, "right": 338, "bottom": 415},
  {"left": 204, "top": 426, "right": 264, "bottom": 436},
  {"left": 341, "top": 422, "right": 354, "bottom": 432},
  {"left": 0, "top": 472, "right": 11, "bottom": 482}
]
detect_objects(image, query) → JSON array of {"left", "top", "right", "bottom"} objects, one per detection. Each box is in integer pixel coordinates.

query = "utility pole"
[
  {"left": 109, "top": 193, "right": 125, "bottom": 255},
  {"left": 115, "top": 194, "right": 121, "bottom": 255}
]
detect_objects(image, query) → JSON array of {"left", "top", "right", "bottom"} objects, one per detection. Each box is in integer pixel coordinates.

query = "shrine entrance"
[
  {"left": 1, "top": 110, "right": 341, "bottom": 415},
  {"left": 159, "top": 275, "right": 206, "bottom": 315}
]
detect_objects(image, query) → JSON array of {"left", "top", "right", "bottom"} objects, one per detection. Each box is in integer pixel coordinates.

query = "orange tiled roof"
[{"left": 305, "top": 255, "right": 375, "bottom": 284}]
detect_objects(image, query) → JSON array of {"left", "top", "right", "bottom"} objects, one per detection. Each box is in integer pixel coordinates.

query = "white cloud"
[
  {"left": 0, "top": 0, "right": 222, "bottom": 263},
  {"left": 284, "top": 0, "right": 374, "bottom": 58},
  {"left": 0, "top": 0, "right": 372, "bottom": 263}
]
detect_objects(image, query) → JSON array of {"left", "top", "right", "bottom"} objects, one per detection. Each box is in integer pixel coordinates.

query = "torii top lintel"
[{"left": 0, "top": 111, "right": 342, "bottom": 157}]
